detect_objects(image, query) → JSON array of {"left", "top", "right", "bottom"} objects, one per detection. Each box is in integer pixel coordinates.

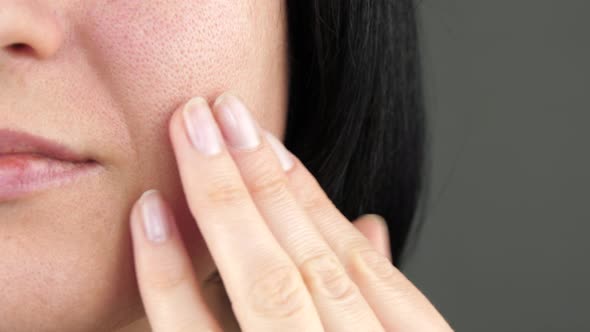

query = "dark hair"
[{"left": 285, "top": 1, "right": 424, "bottom": 266}]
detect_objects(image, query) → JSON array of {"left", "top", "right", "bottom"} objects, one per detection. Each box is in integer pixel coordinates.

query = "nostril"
[{"left": 5, "top": 43, "right": 36, "bottom": 57}]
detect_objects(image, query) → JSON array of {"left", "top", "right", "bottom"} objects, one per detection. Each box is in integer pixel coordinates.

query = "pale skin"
[
  {"left": 1, "top": 1, "right": 451, "bottom": 331},
  {"left": 128, "top": 93, "right": 453, "bottom": 331}
]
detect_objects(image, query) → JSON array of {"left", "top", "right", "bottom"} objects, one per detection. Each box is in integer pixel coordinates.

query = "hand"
[{"left": 129, "top": 93, "right": 453, "bottom": 331}]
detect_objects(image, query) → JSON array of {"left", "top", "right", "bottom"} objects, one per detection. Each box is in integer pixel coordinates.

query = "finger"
[
  {"left": 352, "top": 214, "right": 392, "bottom": 262},
  {"left": 284, "top": 149, "right": 453, "bottom": 331},
  {"left": 129, "top": 190, "right": 222, "bottom": 332},
  {"left": 211, "top": 93, "right": 384, "bottom": 331},
  {"left": 168, "top": 97, "right": 323, "bottom": 331}
]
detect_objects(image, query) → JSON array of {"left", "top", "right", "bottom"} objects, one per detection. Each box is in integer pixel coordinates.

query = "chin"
[{"left": 0, "top": 175, "right": 143, "bottom": 331}]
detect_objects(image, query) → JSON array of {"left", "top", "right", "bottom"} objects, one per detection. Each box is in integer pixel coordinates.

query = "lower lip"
[{"left": 0, "top": 154, "right": 101, "bottom": 202}]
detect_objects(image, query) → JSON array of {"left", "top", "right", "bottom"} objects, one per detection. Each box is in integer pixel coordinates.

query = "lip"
[{"left": 0, "top": 129, "right": 101, "bottom": 202}]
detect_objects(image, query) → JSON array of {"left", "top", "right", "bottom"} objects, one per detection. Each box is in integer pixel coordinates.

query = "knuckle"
[
  {"left": 247, "top": 265, "right": 308, "bottom": 319},
  {"left": 350, "top": 249, "right": 397, "bottom": 281},
  {"left": 248, "top": 172, "right": 290, "bottom": 199},
  {"left": 301, "top": 189, "right": 331, "bottom": 217},
  {"left": 205, "top": 175, "right": 250, "bottom": 206},
  {"left": 141, "top": 259, "right": 192, "bottom": 291},
  {"left": 301, "top": 253, "right": 359, "bottom": 302}
]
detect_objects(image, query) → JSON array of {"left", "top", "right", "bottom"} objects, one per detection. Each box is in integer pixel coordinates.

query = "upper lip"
[{"left": 0, "top": 128, "right": 93, "bottom": 163}]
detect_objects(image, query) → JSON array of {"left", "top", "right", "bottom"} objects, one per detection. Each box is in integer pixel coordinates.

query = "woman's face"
[{"left": 0, "top": 1, "right": 287, "bottom": 331}]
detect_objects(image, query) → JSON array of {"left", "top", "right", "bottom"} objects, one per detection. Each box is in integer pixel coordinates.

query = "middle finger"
[{"left": 210, "top": 93, "right": 383, "bottom": 331}]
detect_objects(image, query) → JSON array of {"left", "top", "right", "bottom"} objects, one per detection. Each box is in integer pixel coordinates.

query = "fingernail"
[
  {"left": 139, "top": 190, "right": 170, "bottom": 243},
  {"left": 264, "top": 130, "right": 294, "bottom": 171},
  {"left": 183, "top": 97, "right": 224, "bottom": 156},
  {"left": 213, "top": 93, "right": 261, "bottom": 150}
]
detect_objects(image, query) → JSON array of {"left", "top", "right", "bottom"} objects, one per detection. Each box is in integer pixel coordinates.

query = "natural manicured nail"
[
  {"left": 182, "top": 97, "right": 224, "bottom": 156},
  {"left": 264, "top": 130, "right": 294, "bottom": 171},
  {"left": 213, "top": 93, "right": 261, "bottom": 150},
  {"left": 139, "top": 190, "right": 170, "bottom": 243}
]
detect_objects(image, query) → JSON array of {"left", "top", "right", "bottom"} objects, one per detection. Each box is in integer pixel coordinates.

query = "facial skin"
[{"left": 0, "top": 1, "right": 287, "bottom": 331}]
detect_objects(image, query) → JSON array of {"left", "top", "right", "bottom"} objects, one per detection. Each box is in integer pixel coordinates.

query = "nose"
[{"left": 0, "top": 1, "right": 63, "bottom": 59}]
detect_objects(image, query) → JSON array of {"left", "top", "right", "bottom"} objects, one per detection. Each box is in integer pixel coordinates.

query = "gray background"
[{"left": 402, "top": 1, "right": 590, "bottom": 331}]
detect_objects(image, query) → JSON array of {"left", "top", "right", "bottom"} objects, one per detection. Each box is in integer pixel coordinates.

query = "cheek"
[
  {"left": 81, "top": 0, "right": 287, "bottom": 183},
  {"left": 81, "top": 0, "right": 261, "bottom": 223},
  {"left": 0, "top": 186, "right": 141, "bottom": 331},
  {"left": 79, "top": 0, "right": 288, "bottom": 200},
  {"left": 84, "top": 0, "right": 251, "bottom": 121}
]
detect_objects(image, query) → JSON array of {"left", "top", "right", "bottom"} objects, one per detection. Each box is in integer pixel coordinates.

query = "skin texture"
[
  {"left": 2, "top": 2, "right": 454, "bottom": 331},
  {"left": 0, "top": 1, "right": 287, "bottom": 331}
]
